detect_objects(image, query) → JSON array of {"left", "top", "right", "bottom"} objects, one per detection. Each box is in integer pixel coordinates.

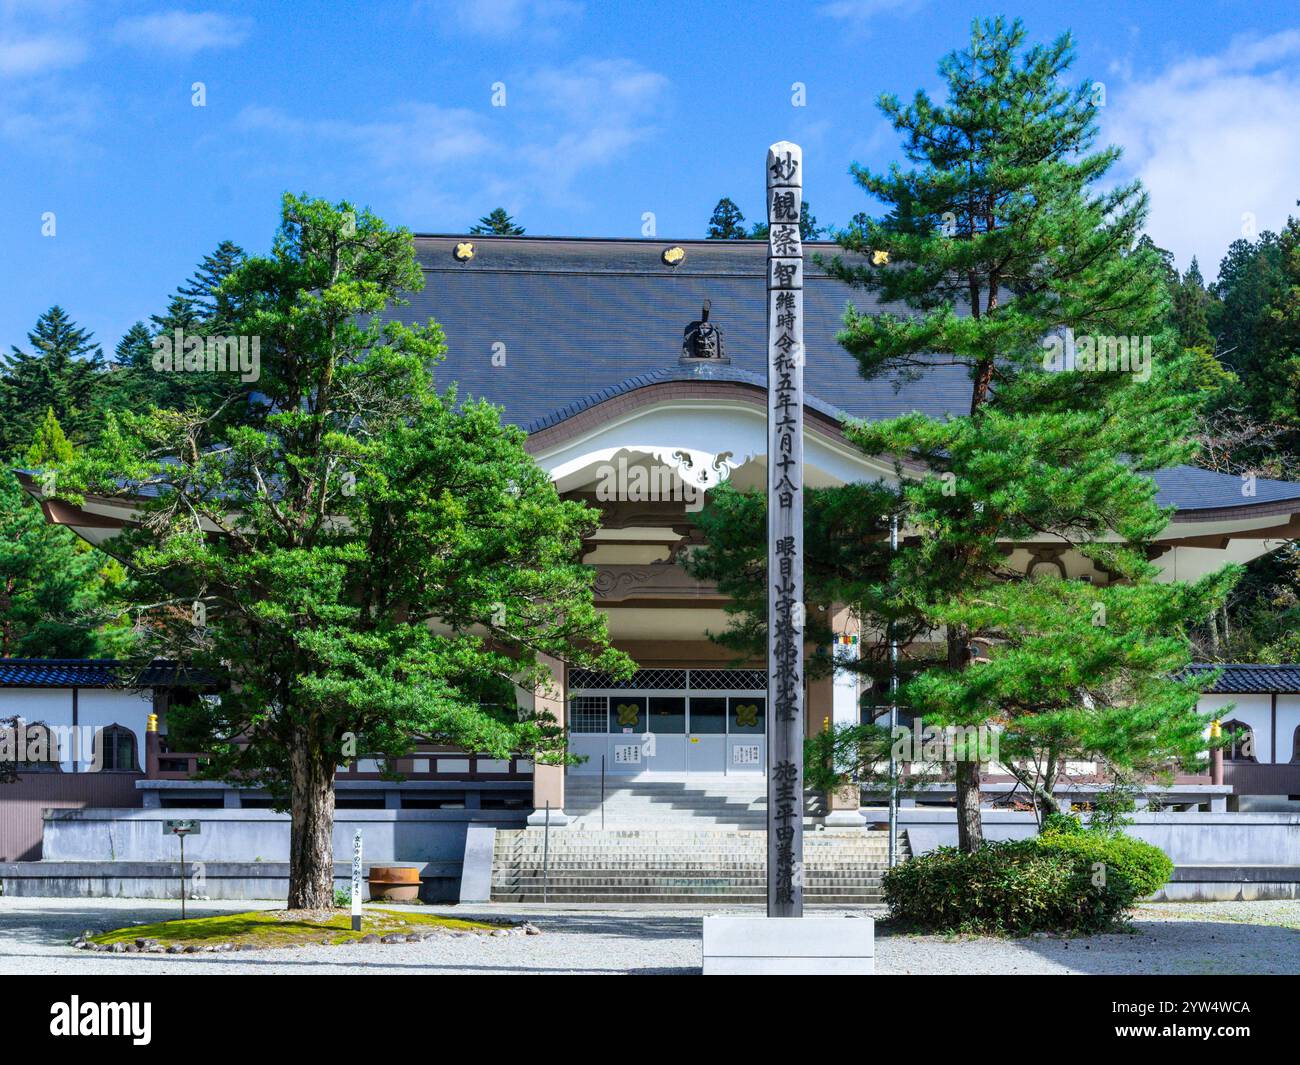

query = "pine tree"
[
  {"left": 0, "top": 416, "right": 133, "bottom": 659},
  {"left": 0, "top": 306, "right": 104, "bottom": 455},
  {"left": 469, "top": 208, "right": 525, "bottom": 235},
  {"left": 113, "top": 322, "right": 154, "bottom": 370},
  {"left": 24, "top": 407, "right": 74, "bottom": 467},
  {"left": 68, "top": 194, "right": 629, "bottom": 907},
  {"left": 706, "top": 197, "right": 748, "bottom": 239},
  {"left": 1171, "top": 258, "right": 1216, "bottom": 351},
  {"left": 175, "top": 240, "right": 246, "bottom": 332},
  {"left": 693, "top": 17, "right": 1235, "bottom": 847}
]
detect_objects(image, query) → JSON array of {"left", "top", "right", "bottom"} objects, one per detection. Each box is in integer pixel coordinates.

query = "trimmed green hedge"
[
  {"left": 1031, "top": 831, "right": 1173, "bottom": 899},
  {"left": 882, "top": 831, "right": 1173, "bottom": 935}
]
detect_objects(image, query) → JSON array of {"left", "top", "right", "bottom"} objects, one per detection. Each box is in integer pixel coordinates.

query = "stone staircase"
[
  {"left": 563, "top": 776, "right": 773, "bottom": 829},
  {"left": 489, "top": 827, "right": 901, "bottom": 904}
]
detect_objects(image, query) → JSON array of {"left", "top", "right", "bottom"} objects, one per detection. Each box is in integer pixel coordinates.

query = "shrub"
[
  {"left": 1029, "top": 831, "right": 1173, "bottom": 899},
  {"left": 882, "top": 831, "right": 1172, "bottom": 935},
  {"left": 1040, "top": 811, "right": 1084, "bottom": 837}
]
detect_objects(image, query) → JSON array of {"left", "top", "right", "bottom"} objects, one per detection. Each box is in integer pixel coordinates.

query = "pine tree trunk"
[
  {"left": 1034, "top": 748, "right": 1061, "bottom": 823},
  {"left": 954, "top": 758, "right": 984, "bottom": 852},
  {"left": 287, "top": 736, "right": 337, "bottom": 910},
  {"left": 948, "top": 628, "right": 984, "bottom": 852}
]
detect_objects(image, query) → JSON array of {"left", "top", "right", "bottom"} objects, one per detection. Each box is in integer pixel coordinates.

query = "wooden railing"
[
  {"left": 1223, "top": 761, "right": 1300, "bottom": 796},
  {"left": 145, "top": 733, "right": 531, "bottom": 781}
]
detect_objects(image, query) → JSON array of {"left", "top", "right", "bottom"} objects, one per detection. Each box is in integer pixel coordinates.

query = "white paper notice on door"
[
  {"left": 733, "top": 744, "right": 761, "bottom": 766},
  {"left": 613, "top": 744, "right": 642, "bottom": 764}
]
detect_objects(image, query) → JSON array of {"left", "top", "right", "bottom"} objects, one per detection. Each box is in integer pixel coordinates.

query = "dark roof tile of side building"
[
  {"left": 0, "top": 659, "right": 219, "bottom": 689},
  {"left": 1184, "top": 663, "right": 1300, "bottom": 693}
]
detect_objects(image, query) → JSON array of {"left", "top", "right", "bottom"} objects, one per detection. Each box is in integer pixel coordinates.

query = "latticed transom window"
[
  {"left": 569, "top": 696, "right": 608, "bottom": 733},
  {"left": 688, "top": 668, "right": 766, "bottom": 690},
  {"left": 569, "top": 668, "right": 688, "bottom": 690},
  {"left": 569, "top": 667, "right": 765, "bottom": 692}
]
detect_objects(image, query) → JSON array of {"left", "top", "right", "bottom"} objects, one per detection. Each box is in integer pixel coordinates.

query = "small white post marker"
[{"left": 351, "top": 829, "right": 363, "bottom": 932}]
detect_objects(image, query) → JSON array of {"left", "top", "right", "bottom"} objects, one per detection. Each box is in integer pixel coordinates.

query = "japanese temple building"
[{"left": 10, "top": 234, "right": 1300, "bottom": 849}]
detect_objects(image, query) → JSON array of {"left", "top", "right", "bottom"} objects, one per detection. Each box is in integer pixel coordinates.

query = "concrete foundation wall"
[
  {"left": 0, "top": 860, "right": 464, "bottom": 901},
  {"left": 40, "top": 806, "right": 527, "bottom": 864},
  {"left": 888, "top": 808, "right": 1300, "bottom": 865},
  {"left": 893, "top": 808, "right": 1300, "bottom": 901},
  {"left": 8, "top": 806, "right": 530, "bottom": 900}
]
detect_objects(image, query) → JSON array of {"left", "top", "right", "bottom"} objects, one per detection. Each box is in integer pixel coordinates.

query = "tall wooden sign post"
[
  {"left": 766, "top": 141, "right": 805, "bottom": 918},
  {"left": 701, "top": 143, "right": 873, "bottom": 971}
]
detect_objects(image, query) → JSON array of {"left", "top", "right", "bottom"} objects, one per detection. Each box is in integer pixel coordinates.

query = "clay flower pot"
[{"left": 367, "top": 866, "right": 422, "bottom": 902}]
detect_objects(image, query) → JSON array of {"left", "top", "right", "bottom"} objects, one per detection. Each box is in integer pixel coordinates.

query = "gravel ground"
[{"left": 1, "top": 897, "right": 1297, "bottom": 975}]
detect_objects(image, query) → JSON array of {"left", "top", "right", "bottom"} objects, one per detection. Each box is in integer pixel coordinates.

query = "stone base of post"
[
  {"left": 527, "top": 761, "right": 570, "bottom": 826},
  {"left": 823, "top": 781, "right": 866, "bottom": 828},
  {"left": 526, "top": 808, "right": 571, "bottom": 827}
]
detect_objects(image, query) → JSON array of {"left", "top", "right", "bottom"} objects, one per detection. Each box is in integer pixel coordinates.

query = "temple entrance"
[{"left": 567, "top": 668, "right": 767, "bottom": 776}]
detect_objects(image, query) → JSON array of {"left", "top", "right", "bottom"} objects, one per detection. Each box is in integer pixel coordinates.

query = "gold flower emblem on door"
[
  {"left": 615, "top": 703, "right": 640, "bottom": 727},
  {"left": 734, "top": 703, "right": 759, "bottom": 728}
]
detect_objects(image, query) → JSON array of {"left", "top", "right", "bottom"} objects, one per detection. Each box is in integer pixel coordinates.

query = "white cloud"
[
  {"left": 433, "top": 0, "right": 583, "bottom": 38},
  {"left": 237, "top": 101, "right": 495, "bottom": 171},
  {"left": 231, "top": 57, "right": 668, "bottom": 221},
  {"left": 0, "top": 33, "right": 85, "bottom": 75},
  {"left": 112, "top": 10, "right": 252, "bottom": 55},
  {"left": 818, "top": 0, "right": 926, "bottom": 32},
  {"left": 1105, "top": 30, "right": 1300, "bottom": 277},
  {"left": 518, "top": 58, "right": 669, "bottom": 187}
]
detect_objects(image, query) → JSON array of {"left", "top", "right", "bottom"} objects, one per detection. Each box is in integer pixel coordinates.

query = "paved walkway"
[{"left": 1, "top": 897, "right": 1297, "bottom": 975}]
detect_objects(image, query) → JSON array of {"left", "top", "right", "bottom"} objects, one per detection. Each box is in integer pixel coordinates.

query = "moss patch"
[{"left": 90, "top": 908, "right": 507, "bottom": 950}]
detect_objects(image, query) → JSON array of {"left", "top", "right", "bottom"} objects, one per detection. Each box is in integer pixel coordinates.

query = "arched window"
[
  {"left": 0, "top": 720, "right": 62, "bottom": 774},
  {"left": 94, "top": 724, "right": 139, "bottom": 772},
  {"left": 1221, "top": 719, "right": 1256, "bottom": 763}
]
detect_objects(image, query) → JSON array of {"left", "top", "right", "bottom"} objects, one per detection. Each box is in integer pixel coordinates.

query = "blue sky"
[{"left": 3, "top": 0, "right": 1299, "bottom": 354}]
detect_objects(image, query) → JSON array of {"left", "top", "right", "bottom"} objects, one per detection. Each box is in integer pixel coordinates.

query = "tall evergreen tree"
[
  {"left": 691, "top": 18, "right": 1234, "bottom": 846},
  {"left": 1171, "top": 258, "right": 1217, "bottom": 351},
  {"left": 25, "top": 407, "right": 74, "bottom": 467},
  {"left": 469, "top": 208, "right": 525, "bottom": 235},
  {"left": 113, "top": 322, "right": 154, "bottom": 370},
  {"left": 706, "top": 197, "right": 748, "bottom": 239},
  {"left": 67, "top": 195, "right": 629, "bottom": 907},
  {"left": 175, "top": 240, "right": 246, "bottom": 332},
  {"left": 0, "top": 306, "right": 104, "bottom": 454},
  {"left": 1, "top": 413, "right": 132, "bottom": 659}
]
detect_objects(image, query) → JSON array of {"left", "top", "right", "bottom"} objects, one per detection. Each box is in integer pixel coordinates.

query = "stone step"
[
  {"left": 501, "top": 847, "right": 892, "bottom": 856},
  {"left": 490, "top": 826, "right": 903, "bottom": 902},
  {"left": 500, "top": 830, "right": 885, "bottom": 840},
  {"left": 491, "top": 894, "right": 881, "bottom": 903},
  {"left": 492, "top": 880, "right": 884, "bottom": 889}
]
